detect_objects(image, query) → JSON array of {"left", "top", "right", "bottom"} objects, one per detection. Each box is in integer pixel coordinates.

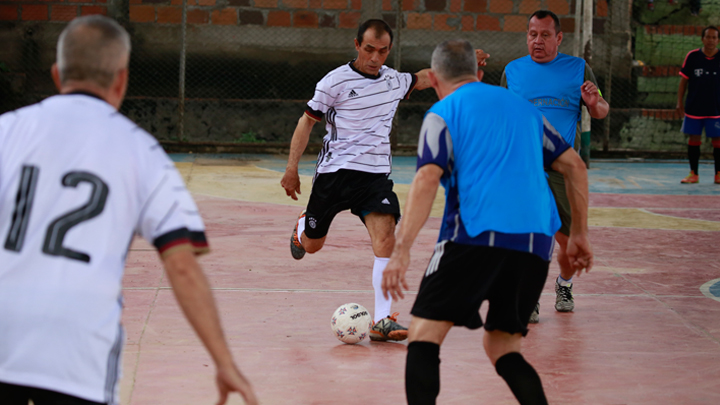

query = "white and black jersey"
[
  {"left": 0, "top": 93, "right": 208, "bottom": 404},
  {"left": 306, "top": 62, "right": 417, "bottom": 175}
]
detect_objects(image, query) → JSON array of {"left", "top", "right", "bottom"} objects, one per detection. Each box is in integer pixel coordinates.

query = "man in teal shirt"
[{"left": 501, "top": 10, "right": 608, "bottom": 323}]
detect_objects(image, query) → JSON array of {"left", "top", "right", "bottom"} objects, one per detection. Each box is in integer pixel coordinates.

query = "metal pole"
[
  {"left": 579, "top": 0, "right": 593, "bottom": 168},
  {"left": 573, "top": 0, "right": 581, "bottom": 57},
  {"left": 178, "top": 0, "right": 187, "bottom": 142},
  {"left": 390, "top": 0, "right": 402, "bottom": 151},
  {"left": 603, "top": 1, "right": 612, "bottom": 152}
]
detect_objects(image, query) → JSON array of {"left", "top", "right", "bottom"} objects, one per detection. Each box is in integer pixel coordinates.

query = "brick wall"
[
  {"left": 0, "top": 1, "right": 107, "bottom": 22},
  {"left": 0, "top": 0, "right": 607, "bottom": 34}
]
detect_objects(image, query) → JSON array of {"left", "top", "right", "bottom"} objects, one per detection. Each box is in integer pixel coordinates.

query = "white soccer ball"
[{"left": 331, "top": 303, "right": 373, "bottom": 344}]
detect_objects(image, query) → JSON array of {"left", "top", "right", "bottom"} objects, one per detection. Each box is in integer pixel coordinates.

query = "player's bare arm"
[
  {"left": 550, "top": 149, "right": 593, "bottom": 274},
  {"left": 163, "top": 250, "right": 258, "bottom": 405},
  {"left": 281, "top": 113, "right": 317, "bottom": 200},
  {"left": 414, "top": 69, "right": 433, "bottom": 91},
  {"left": 383, "top": 163, "right": 443, "bottom": 301},
  {"left": 676, "top": 76, "right": 688, "bottom": 117},
  {"left": 581, "top": 80, "right": 609, "bottom": 119}
]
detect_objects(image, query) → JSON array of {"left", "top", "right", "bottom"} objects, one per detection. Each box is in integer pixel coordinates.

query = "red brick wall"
[
  {"left": 0, "top": 1, "right": 107, "bottom": 22},
  {"left": 0, "top": 0, "right": 605, "bottom": 33}
]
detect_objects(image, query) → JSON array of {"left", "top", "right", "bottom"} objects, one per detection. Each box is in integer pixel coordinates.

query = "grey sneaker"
[
  {"left": 290, "top": 211, "right": 306, "bottom": 260},
  {"left": 528, "top": 302, "right": 539, "bottom": 324},
  {"left": 555, "top": 281, "right": 575, "bottom": 312},
  {"left": 370, "top": 312, "right": 408, "bottom": 342}
]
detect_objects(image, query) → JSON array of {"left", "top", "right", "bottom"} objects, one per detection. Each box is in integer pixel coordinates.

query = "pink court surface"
[{"left": 121, "top": 155, "right": 720, "bottom": 405}]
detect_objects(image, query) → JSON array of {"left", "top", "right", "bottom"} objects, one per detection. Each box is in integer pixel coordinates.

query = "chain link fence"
[{"left": 1, "top": 0, "right": 719, "bottom": 155}]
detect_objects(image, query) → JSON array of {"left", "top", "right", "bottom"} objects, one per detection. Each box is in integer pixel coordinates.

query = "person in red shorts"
[{"left": 676, "top": 26, "right": 720, "bottom": 184}]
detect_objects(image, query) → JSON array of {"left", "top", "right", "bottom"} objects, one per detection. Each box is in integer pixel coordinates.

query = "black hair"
[
  {"left": 701, "top": 26, "right": 719, "bottom": 39},
  {"left": 356, "top": 19, "right": 394, "bottom": 46},
  {"left": 527, "top": 10, "right": 561, "bottom": 34}
]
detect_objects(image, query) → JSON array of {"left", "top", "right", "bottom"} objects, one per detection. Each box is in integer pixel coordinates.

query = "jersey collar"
[
  {"left": 349, "top": 59, "right": 381, "bottom": 80},
  {"left": 66, "top": 90, "right": 105, "bottom": 102}
]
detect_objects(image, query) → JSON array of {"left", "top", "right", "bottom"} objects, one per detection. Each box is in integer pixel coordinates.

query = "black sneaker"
[
  {"left": 370, "top": 313, "right": 408, "bottom": 342},
  {"left": 529, "top": 302, "right": 539, "bottom": 324},
  {"left": 290, "top": 210, "right": 306, "bottom": 260},
  {"left": 555, "top": 281, "right": 575, "bottom": 312}
]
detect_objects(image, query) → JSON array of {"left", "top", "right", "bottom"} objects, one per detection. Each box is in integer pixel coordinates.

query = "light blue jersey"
[
  {"left": 416, "top": 82, "right": 570, "bottom": 261},
  {"left": 504, "top": 53, "right": 585, "bottom": 145}
]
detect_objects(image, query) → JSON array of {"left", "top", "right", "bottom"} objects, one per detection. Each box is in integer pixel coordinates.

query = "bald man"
[{"left": 0, "top": 16, "right": 257, "bottom": 405}]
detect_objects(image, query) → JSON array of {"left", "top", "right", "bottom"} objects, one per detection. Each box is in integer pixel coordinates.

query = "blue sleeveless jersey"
[
  {"left": 505, "top": 53, "right": 585, "bottom": 145},
  {"left": 425, "top": 82, "right": 562, "bottom": 238}
]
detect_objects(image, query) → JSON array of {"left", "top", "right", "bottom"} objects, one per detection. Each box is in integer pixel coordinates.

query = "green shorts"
[{"left": 546, "top": 169, "right": 571, "bottom": 236}]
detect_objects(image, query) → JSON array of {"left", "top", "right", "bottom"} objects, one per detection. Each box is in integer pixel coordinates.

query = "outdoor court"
[{"left": 120, "top": 155, "right": 720, "bottom": 404}]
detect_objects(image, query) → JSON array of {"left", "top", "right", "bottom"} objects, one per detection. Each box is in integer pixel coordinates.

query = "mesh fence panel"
[{"left": 1, "top": 0, "right": 719, "bottom": 154}]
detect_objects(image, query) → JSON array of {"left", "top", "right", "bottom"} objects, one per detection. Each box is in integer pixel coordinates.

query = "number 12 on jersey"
[{"left": 4, "top": 165, "right": 109, "bottom": 263}]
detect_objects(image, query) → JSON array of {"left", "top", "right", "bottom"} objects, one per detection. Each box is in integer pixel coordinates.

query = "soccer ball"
[{"left": 331, "top": 303, "right": 373, "bottom": 344}]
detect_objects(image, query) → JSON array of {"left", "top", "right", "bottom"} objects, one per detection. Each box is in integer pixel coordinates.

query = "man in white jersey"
[
  {"left": 281, "top": 19, "right": 489, "bottom": 342},
  {"left": 0, "top": 16, "right": 257, "bottom": 405}
]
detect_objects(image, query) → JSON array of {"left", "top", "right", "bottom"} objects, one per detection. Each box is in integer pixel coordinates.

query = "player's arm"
[
  {"left": 163, "top": 250, "right": 258, "bottom": 405},
  {"left": 550, "top": 149, "right": 592, "bottom": 273},
  {"left": 281, "top": 113, "right": 316, "bottom": 200},
  {"left": 383, "top": 112, "right": 451, "bottom": 300},
  {"left": 383, "top": 163, "right": 443, "bottom": 301},
  {"left": 543, "top": 117, "right": 592, "bottom": 273},
  {"left": 581, "top": 65, "right": 609, "bottom": 119},
  {"left": 414, "top": 69, "right": 433, "bottom": 91},
  {"left": 676, "top": 76, "right": 688, "bottom": 117}
]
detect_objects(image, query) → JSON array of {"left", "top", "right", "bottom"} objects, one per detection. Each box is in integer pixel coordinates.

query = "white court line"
[
  {"left": 700, "top": 278, "right": 720, "bottom": 303},
  {"left": 121, "top": 287, "right": 707, "bottom": 299}
]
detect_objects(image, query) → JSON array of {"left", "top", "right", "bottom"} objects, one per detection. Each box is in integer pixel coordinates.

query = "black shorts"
[
  {"left": 411, "top": 242, "right": 549, "bottom": 336},
  {"left": 304, "top": 169, "right": 401, "bottom": 239},
  {"left": 546, "top": 168, "right": 571, "bottom": 236},
  {"left": 0, "top": 382, "right": 105, "bottom": 405}
]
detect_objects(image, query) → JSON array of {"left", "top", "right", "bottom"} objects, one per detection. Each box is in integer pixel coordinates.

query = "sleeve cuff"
[
  {"left": 305, "top": 108, "right": 323, "bottom": 122},
  {"left": 404, "top": 74, "right": 419, "bottom": 99},
  {"left": 679, "top": 72, "right": 689, "bottom": 79},
  {"left": 153, "top": 228, "right": 210, "bottom": 258}
]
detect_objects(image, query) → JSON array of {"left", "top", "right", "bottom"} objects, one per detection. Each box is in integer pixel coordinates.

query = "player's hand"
[
  {"left": 281, "top": 169, "right": 301, "bottom": 200},
  {"left": 382, "top": 250, "right": 410, "bottom": 301},
  {"left": 580, "top": 80, "right": 600, "bottom": 108},
  {"left": 565, "top": 233, "right": 593, "bottom": 276},
  {"left": 216, "top": 363, "right": 258, "bottom": 405},
  {"left": 475, "top": 49, "right": 490, "bottom": 67},
  {"left": 676, "top": 102, "right": 685, "bottom": 118}
]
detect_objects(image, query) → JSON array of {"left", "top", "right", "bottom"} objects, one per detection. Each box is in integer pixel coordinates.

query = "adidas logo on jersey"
[
  {"left": 349, "top": 90, "right": 358, "bottom": 98},
  {"left": 381, "top": 198, "right": 391, "bottom": 205}
]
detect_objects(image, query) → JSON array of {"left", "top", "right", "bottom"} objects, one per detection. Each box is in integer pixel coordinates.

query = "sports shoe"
[
  {"left": 290, "top": 210, "right": 306, "bottom": 260},
  {"left": 680, "top": 171, "right": 699, "bottom": 184},
  {"left": 528, "top": 303, "right": 539, "bottom": 324},
  {"left": 555, "top": 281, "right": 575, "bottom": 312},
  {"left": 370, "top": 312, "right": 408, "bottom": 342},
  {"left": 715, "top": 172, "right": 720, "bottom": 184}
]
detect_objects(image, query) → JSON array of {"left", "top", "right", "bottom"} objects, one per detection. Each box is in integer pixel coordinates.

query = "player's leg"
[
  {"left": 290, "top": 172, "right": 348, "bottom": 259},
  {"left": 405, "top": 317, "right": 453, "bottom": 405},
  {"left": 350, "top": 173, "right": 406, "bottom": 340},
  {"left": 681, "top": 116, "right": 703, "bottom": 183},
  {"left": 545, "top": 170, "right": 574, "bottom": 316},
  {"left": 364, "top": 212, "right": 407, "bottom": 340},
  {"left": 484, "top": 331, "right": 547, "bottom": 405},
  {"left": 484, "top": 250, "right": 549, "bottom": 405},
  {"left": 706, "top": 118, "right": 720, "bottom": 184}
]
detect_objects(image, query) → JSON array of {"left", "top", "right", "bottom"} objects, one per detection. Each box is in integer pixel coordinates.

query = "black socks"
[
  {"left": 495, "top": 352, "right": 548, "bottom": 405},
  {"left": 689, "top": 144, "right": 701, "bottom": 174},
  {"left": 406, "top": 341, "right": 440, "bottom": 405}
]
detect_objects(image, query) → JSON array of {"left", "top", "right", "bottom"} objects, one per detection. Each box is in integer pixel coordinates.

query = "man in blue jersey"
[
  {"left": 676, "top": 26, "right": 720, "bottom": 184},
  {"left": 501, "top": 10, "right": 608, "bottom": 322},
  {"left": 382, "top": 39, "right": 593, "bottom": 405}
]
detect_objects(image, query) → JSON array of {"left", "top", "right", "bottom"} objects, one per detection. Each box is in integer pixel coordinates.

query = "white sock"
[
  {"left": 296, "top": 216, "right": 305, "bottom": 247},
  {"left": 557, "top": 275, "right": 573, "bottom": 287},
  {"left": 372, "top": 256, "right": 391, "bottom": 322}
]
